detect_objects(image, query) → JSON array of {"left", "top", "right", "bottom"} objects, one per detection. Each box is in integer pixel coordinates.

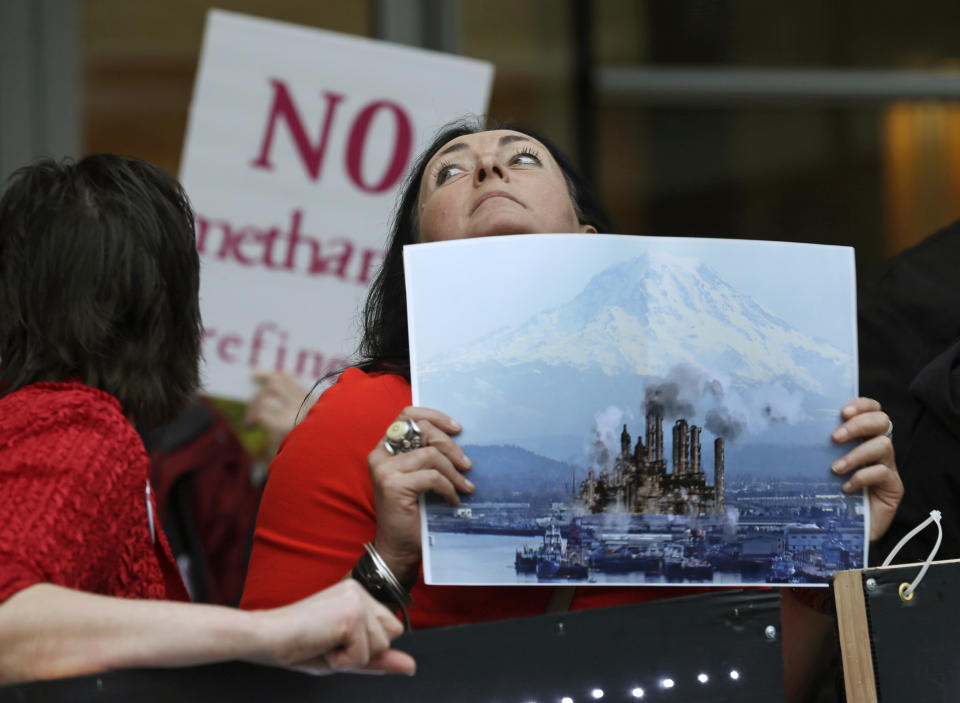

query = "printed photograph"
[{"left": 405, "top": 234, "right": 861, "bottom": 586}]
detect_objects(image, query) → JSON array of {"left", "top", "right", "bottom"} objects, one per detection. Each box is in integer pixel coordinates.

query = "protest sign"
[{"left": 180, "top": 9, "right": 493, "bottom": 398}]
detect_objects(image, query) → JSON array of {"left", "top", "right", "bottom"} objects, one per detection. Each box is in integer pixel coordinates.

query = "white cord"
[
  {"left": 881, "top": 509, "right": 942, "bottom": 598},
  {"left": 145, "top": 480, "right": 156, "bottom": 545}
]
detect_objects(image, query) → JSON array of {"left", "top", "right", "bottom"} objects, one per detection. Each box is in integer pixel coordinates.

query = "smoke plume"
[
  {"left": 587, "top": 405, "right": 626, "bottom": 471},
  {"left": 639, "top": 364, "right": 807, "bottom": 445},
  {"left": 643, "top": 364, "right": 701, "bottom": 418},
  {"left": 704, "top": 407, "right": 746, "bottom": 441}
]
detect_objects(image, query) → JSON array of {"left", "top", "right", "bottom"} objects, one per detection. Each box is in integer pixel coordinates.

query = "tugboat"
[
  {"left": 516, "top": 520, "right": 589, "bottom": 581},
  {"left": 534, "top": 523, "right": 566, "bottom": 579},
  {"left": 769, "top": 554, "right": 796, "bottom": 582},
  {"left": 515, "top": 523, "right": 561, "bottom": 575},
  {"left": 664, "top": 546, "right": 713, "bottom": 581},
  {"left": 514, "top": 545, "right": 538, "bottom": 573}
]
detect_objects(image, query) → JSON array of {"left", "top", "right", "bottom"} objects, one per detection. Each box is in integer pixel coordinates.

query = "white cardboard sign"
[{"left": 180, "top": 10, "right": 493, "bottom": 399}]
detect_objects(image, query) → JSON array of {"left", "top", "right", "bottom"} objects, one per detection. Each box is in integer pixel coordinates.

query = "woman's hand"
[
  {"left": 245, "top": 371, "right": 309, "bottom": 456},
  {"left": 367, "top": 407, "right": 473, "bottom": 585},
  {"left": 254, "top": 579, "right": 415, "bottom": 675},
  {"left": 830, "top": 397, "right": 903, "bottom": 542}
]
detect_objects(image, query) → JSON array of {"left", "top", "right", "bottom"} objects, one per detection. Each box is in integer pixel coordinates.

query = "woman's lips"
[{"left": 471, "top": 190, "right": 522, "bottom": 214}]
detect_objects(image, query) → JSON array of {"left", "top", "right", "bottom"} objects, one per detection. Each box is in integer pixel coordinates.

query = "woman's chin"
[{"left": 464, "top": 217, "right": 538, "bottom": 239}]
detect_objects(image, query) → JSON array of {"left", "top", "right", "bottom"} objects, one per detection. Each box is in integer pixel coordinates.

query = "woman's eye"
[
  {"left": 436, "top": 164, "right": 466, "bottom": 185},
  {"left": 510, "top": 151, "right": 542, "bottom": 166}
]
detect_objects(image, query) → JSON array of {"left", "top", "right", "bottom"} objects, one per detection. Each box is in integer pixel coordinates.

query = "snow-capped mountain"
[
  {"left": 422, "top": 253, "right": 849, "bottom": 395},
  {"left": 416, "top": 252, "right": 854, "bottom": 460}
]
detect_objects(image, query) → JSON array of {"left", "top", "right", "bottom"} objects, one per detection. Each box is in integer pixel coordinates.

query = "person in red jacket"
[
  {"left": 241, "top": 120, "right": 902, "bottom": 650},
  {"left": 0, "top": 155, "right": 413, "bottom": 684}
]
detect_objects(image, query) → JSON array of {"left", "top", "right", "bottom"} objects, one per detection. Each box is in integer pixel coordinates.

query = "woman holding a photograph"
[
  {"left": 241, "top": 119, "right": 902, "bottom": 629},
  {"left": 241, "top": 118, "right": 902, "bottom": 701}
]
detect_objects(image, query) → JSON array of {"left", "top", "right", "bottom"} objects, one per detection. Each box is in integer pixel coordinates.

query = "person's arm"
[{"left": 0, "top": 579, "right": 414, "bottom": 685}]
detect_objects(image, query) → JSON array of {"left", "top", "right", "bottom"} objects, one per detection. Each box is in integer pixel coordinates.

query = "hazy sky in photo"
[{"left": 404, "top": 234, "right": 857, "bottom": 363}]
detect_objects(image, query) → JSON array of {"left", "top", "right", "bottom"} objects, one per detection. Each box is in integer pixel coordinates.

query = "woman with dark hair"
[
  {"left": 0, "top": 155, "right": 414, "bottom": 683},
  {"left": 0, "top": 156, "right": 202, "bottom": 425},
  {"left": 241, "top": 117, "right": 902, "bottom": 645},
  {"left": 355, "top": 119, "right": 610, "bottom": 380}
]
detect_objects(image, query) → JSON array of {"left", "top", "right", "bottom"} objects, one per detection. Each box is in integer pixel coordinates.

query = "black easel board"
[{"left": 835, "top": 558, "right": 960, "bottom": 702}]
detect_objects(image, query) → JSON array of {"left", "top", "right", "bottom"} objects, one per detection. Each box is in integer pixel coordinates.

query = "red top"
[
  {"left": 0, "top": 382, "right": 189, "bottom": 603},
  {"left": 241, "top": 368, "right": 711, "bottom": 627}
]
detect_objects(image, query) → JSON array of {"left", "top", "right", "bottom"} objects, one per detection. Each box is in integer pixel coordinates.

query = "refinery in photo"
[{"left": 408, "top": 234, "right": 861, "bottom": 586}]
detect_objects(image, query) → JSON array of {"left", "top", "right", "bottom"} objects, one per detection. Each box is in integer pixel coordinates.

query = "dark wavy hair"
[
  {"left": 355, "top": 117, "right": 612, "bottom": 380},
  {"left": 0, "top": 154, "right": 201, "bottom": 426}
]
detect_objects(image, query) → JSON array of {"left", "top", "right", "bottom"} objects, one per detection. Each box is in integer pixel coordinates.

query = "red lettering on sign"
[
  {"left": 309, "top": 238, "right": 354, "bottom": 279},
  {"left": 258, "top": 227, "right": 283, "bottom": 269},
  {"left": 345, "top": 101, "right": 413, "bottom": 193},
  {"left": 217, "top": 334, "right": 242, "bottom": 362},
  {"left": 282, "top": 209, "right": 320, "bottom": 270},
  {"left": 294, "top": 349, "right": 324, "bottom": 379},
  {"left": 195, "top": 210, "right": 384, "bottom": 285},
  {"left": 250, "top": 79, "right": 345, "bottom": 182},
  {"left": 196, "top": 218, "right": 257, "bottom": 266},
  {"left": 203, "top": 321, "right": 348, "bottom": 384},
  {"left": 248, "top": 80, "right": 413, "bottom": 196}
]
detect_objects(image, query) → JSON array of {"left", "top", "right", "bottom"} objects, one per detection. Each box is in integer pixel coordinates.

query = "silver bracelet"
[
  {"left": 366, "top": 542, "right": 412, "bottom": 604},
  {"left": 351, "top": 542, "right": 412, "bottom": 630}
]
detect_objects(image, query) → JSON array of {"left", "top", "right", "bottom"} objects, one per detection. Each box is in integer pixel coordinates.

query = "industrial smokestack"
[
  {"left": 714, "top": 437, "right": 725, "bottom": 513},
  {"left": 690, "top": 425, "right": 701, "bottom": 473}
]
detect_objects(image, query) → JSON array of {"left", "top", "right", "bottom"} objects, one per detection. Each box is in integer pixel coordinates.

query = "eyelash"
[
  {"left": 433, "top": 147, "right": 544, "bottom": 185},
  {"left": 509, "top": 148, "right": 543, "bottom": 165},
  {"left": 434, "top": 160, "right": 460, "bottom": 185}
]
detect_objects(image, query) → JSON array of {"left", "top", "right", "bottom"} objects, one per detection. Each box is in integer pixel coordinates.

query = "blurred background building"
[{"left": 3, "top": 0, "right": 960, "bottom": 279}]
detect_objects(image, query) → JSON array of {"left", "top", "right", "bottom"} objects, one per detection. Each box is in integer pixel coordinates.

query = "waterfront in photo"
[{"left": 428, "top": 532, "right": 753, "bottom": 586}]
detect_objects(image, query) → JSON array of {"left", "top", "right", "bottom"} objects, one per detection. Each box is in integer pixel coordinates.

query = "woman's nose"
[{"left": 474, "top": 155, "right": 509, "bottom": 186}]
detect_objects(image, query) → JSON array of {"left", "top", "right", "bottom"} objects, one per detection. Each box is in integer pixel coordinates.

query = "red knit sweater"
[{"left": 0, "top": 382, "right": 188, "bottom": 603}]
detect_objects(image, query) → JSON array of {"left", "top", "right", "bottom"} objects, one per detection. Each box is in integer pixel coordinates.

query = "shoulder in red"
[
  {"left": 0, "top": 382, "right": 188, "bottom": 603},
  {"left": 241, "top": 369, "right": 411, "bottom": 609}
]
